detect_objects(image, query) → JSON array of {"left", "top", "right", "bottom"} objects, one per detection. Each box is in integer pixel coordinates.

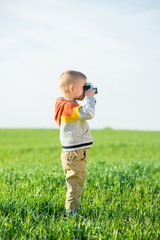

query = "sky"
[{"left": 0, "top": 0, "right": 160, "bottom": 130}]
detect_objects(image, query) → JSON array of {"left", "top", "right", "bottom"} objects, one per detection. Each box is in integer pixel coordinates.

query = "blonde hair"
[{"left": 58, "top": 70, "right": 87, "bottom": 93}]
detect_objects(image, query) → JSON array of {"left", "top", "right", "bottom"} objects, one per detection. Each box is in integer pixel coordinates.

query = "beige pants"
[{"left": 61, "top": 148, "right": 88, "bottom": 211}]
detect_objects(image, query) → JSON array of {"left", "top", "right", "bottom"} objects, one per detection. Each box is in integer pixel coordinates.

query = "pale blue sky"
[{"left": 0, "top": 0, "right": 160, "bottom": 130}]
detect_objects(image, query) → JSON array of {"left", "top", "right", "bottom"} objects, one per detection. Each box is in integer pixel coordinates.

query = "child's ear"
[{"left": 68, "top": 84, "right": 74, "bottom": 93}]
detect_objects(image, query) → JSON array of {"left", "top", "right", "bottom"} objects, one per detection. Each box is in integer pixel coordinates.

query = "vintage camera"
[{"left": 84, "top": 83, "right": 98, "bottom": 94}]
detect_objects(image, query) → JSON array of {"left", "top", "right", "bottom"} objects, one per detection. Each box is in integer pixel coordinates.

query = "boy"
[{"left": 54, "top": 70, "right": 96, "bottom": 216}]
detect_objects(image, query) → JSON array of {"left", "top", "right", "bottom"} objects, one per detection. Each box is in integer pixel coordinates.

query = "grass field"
[{"left": 0, "top": 129, "right": 160, "bottom": 239}]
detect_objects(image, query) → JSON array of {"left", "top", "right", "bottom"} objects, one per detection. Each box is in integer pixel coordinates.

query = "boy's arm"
[{"left": 78, "top": 96, "right": 96, "bottom": 120}]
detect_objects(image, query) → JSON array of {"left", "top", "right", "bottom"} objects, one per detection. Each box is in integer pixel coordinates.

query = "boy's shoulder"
[
  {"left": 60, "top": 98, "right": 79, "bottom": 115},
  {"left": 55, "top": 97, "right": 79, "bottom": 109},
  {"left": 54, "top": 97, "right": 81, "bottom": 126}
]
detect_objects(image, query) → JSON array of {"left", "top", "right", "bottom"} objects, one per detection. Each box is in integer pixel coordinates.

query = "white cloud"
[{"left": 0, "top": 36, "right": 17, "bottom": 46}]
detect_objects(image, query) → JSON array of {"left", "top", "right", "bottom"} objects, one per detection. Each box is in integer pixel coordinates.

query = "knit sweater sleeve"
[{"left": 78, "top": 96, "right": 96, "bottom": 120}]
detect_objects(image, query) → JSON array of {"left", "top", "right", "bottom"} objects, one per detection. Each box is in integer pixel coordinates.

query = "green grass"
[{"left": 0, "top": 129, "right": 160, "bottom": 239}]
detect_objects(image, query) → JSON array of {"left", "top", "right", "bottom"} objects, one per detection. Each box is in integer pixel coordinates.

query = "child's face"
[{"left": 73, "top": 78, "right": 86, "bottom": 101}]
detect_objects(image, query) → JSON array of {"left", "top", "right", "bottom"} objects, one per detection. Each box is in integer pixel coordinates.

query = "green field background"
[{"left": 0, "top": 129, "right": 160, "bottom": 239}]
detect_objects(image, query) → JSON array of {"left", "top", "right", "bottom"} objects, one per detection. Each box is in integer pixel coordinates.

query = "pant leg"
[{"left": 61, "top": 149, "right": 88, "bottom": 211}]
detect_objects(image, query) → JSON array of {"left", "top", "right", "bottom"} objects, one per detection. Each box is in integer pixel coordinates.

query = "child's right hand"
[{"left": 85, "top": 88, "right": 95, "bottom": 97}]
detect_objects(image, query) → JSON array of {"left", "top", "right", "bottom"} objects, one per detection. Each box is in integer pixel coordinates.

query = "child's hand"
[{"left": 85, "top": 88, "right": 95, "bottom": 97}]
